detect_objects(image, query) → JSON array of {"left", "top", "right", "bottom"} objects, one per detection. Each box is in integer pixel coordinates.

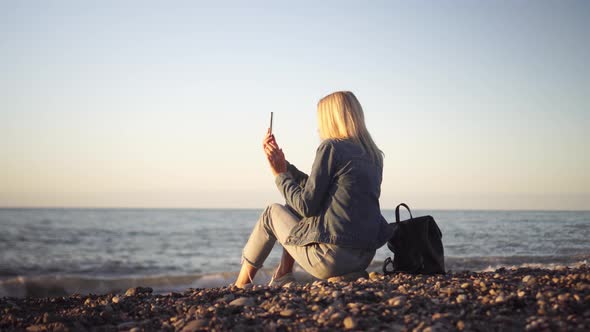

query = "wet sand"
[{"left": 1, "top": 265, "right": 588, "bottom": 331}]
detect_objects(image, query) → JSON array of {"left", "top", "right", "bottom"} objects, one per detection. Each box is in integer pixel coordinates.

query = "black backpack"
[{"left": 382, "top": 203, "right": 445, "bottom": 275}]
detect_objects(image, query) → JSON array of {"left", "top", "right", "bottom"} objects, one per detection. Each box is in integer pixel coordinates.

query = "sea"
[{"left": 1, "top": 208, "right": 588, "bottom": 298}]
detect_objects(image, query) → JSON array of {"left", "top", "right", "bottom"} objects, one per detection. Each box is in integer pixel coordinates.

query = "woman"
[{"left": 235, "top": 91, "right": 393, "bottom": 288}]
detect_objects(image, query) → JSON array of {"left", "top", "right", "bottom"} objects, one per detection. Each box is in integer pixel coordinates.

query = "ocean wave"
[
  {"left": 0, "top": 267, "right": 308, "bottom": 298},
  {"left": 441, "top": 253, "right": 590, "bottom": 272},
  {"left": 2, "top": 254, "right": 588, "bottom": 298},
  {"left": 0, "top": 260, "right": 184, "bottom": 278},
  {"left": 0, "top": 273, "right": 225, "bottom": 298}
]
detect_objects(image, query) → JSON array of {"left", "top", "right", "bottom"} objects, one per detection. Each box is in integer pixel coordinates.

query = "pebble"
[
  {"left": 343, "top": 316, "right": 357, "bottom": 330},
  {"left": 42, "top": 312, "right": 54, "bottom": 323},
  {"left": 181, "top": 319, "right": 208, "bottom": 332},
  {"left": 522, "top": 275, "right": 536, "bottom": 285},
  {"left": 457, "top": 320, "right": 465, "bottom": 331},
  {"left": 439, "top": 287, "right": 453, "bottom": 296},
  {"left": 347, "top": 302, "right": 360, "bottom": 309},
  {"left": 124, "top": 286, "right": 153, "bottom": 296},
  {"left": 117, "top": 321, "right": 137, "bottom": 330},
  {"left": 456, "top": 294, "right": 467, "bottom": 304},
  {"left": 432, "top": 313, "right": 448, "bottom": 320},
  {"left": 280, "top": 309, "right": 295, "bottom": 317},
  {"left": 173, "top": 318, "right": 186, "bottom": 329},
  {"left": 229, "top": 297, "right": 255, "bottom": 307},
  {"left": 125, "top": 288, "right": 137, "bottom": 296},
  {"left": 388, "top": 296, "right": 405, "bottom": 307},
  {"left": 53, "top": 323, "right": 68, "bottom": 332},
  {"left": 1, "top": 266, "right": 588, "bottom": 331},
  {"left": 222, "top": 294, "right": 235, "bottom": 302}
]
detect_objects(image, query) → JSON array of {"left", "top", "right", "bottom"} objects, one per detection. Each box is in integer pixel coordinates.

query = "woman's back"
[
  {"left": 278, "top": 138, "right": 390, "bottom": 250},
  {"left": 321, "top": 138, "right": 384, "bottom": 246}
]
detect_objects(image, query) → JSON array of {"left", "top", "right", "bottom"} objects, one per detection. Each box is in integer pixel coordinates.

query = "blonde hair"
[{"left": 317, "top": 91, "right": 383, "bottom": 166}]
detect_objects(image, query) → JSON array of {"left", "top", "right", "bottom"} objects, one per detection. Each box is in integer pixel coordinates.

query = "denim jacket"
[{"left": 275, "top": 138, "right": 394, "bottom": 250}]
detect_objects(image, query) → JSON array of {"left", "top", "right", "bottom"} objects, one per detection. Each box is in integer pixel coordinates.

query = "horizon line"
[{"left": 0, "top": 206, "right": 588, "bottom": 212}]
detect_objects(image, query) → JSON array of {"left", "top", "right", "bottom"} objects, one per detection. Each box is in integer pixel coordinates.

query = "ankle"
[
  {"left": 236, "top": 277, "right": 252, "bottom": 287},
  {"left": 274, "top": 269, "right": 292, "bottom": 279}
]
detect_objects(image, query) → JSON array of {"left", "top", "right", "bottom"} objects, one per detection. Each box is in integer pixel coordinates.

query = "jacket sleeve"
[
  {"left": 275, "top": 141, "right": 336, "bottom": 218},
  {"left": 285, "top": 160, "right": 309, "bottom": 188}
]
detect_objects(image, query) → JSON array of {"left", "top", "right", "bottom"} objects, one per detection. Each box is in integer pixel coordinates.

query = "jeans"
[{"left": 241, "top": 203, "right": 376, "bottom": 279}]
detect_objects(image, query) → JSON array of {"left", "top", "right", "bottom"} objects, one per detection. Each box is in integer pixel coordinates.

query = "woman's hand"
[{"left": 263, "top": 128, "right": 287, "bottom": 177}]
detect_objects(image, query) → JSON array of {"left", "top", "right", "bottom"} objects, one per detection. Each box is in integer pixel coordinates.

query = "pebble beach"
[{"left": 1, "top": 265, "right": 589, "bottom": 331}]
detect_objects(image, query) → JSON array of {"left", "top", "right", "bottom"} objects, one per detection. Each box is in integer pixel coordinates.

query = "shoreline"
[
  {"left": 4, "top": 256, "right": 589, "bottom": 299},
  {"left": 1, "top": 265, "right": 588, "bottom": 331}
]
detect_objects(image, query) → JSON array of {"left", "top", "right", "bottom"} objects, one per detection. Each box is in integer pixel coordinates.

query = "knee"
[
  {"left": 266, "top": 203, "right": 284, "bottom": 212},
  {"left": 263, "top": 203, "right": 284, "bottom": 220},
  {"left": 259, "top": 203, "right": 285, "bottom": 230}
]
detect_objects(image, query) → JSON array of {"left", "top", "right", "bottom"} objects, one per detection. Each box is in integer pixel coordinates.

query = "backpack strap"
[
  {"left": 382, "top": 257, "right": 395, "bottom": 275},
  {"left": 395, "top": 203, "right": 413, "bottom": 222}
]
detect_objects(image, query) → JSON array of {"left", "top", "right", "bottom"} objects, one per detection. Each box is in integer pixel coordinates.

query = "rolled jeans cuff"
[{"left": 241, "top": 252, "right": 264, "bottom": 269}]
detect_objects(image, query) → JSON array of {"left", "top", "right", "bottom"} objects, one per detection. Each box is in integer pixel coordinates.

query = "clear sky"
[{"left": 1, "top": 1, "right": 588, "bottom": 210}]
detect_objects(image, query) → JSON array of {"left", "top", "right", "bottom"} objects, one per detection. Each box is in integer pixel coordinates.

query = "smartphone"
[{"left": 269, "top": 112, "right": 274, "bottom": 134}]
